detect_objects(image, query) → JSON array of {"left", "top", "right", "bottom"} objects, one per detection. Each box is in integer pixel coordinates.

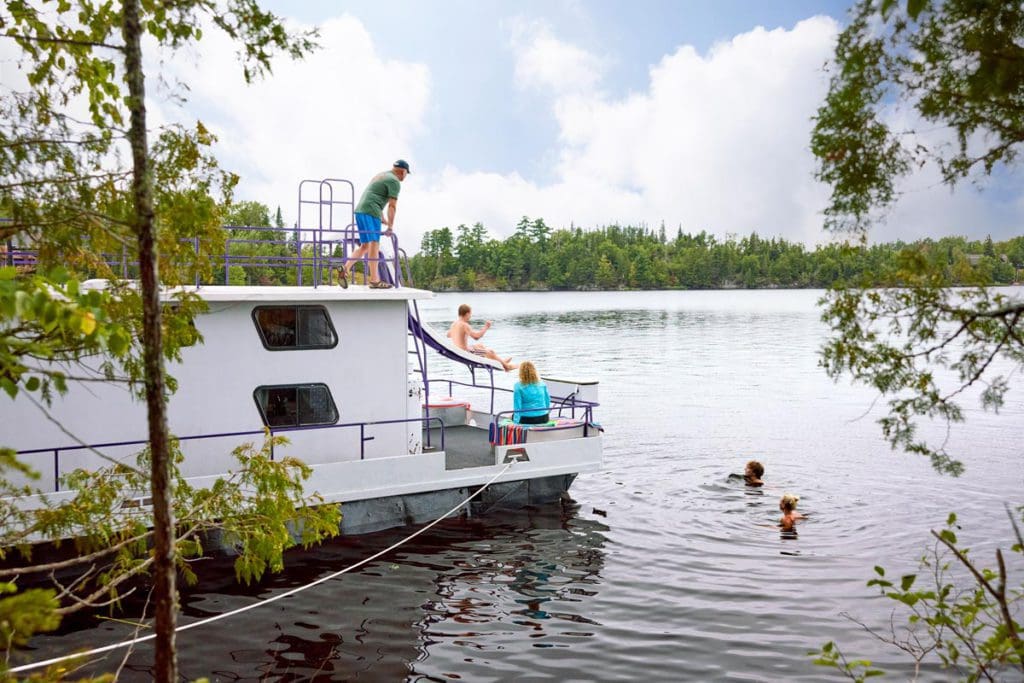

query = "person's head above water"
[
  {"left": 779, "top": 492, "right": 800, "bottom": 512},
  {"left": 744, "top": 460, "right": 764, "bottom": 486}
]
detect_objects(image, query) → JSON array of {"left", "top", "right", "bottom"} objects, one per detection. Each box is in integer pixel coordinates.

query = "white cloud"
[
  {"left": 413, "top": 15, "right": 1023, "bottom": 248},
  {"left": 412, "top": 17, "right": 840, "bottom": 247},
  {"left": 508, "top": 18, "right": 606, "bottom": 94},
  {"left": 8, "top": 10, "right": 1006, "bottom": 255},
  {"left": 149, "top": 15, "right": 430, "bottom": 230}
]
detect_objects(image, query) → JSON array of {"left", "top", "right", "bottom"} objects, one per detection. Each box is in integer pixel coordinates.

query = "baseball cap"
[{"left": 393, "top": 159, "right": 411, "bottom": 173}]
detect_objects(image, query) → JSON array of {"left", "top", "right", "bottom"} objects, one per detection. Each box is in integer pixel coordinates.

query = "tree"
[
  {"left": 812, "top": 0, "right": 1024, "bottom": 474},
  {"left": 223, "top": 200, "right": 290, "bottom": 285},
  {"left": 810, "top": 1, "right": 1024, "bottom": 679},
  {"left": 1, "top": 1, "right": 320, "bottom": 679},
  {"left": 225, "top": 200, "right": 273, "bottom": 228}
]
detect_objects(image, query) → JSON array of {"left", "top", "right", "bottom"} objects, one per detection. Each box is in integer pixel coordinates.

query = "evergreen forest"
[{"left": 220, "top": 205, "right": 1023, "bottom": 290}]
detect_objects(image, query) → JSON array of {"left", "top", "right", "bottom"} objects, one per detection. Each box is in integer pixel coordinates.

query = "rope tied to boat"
[{"left": 11, "top": 459, "right": 518, "bottom": 675}]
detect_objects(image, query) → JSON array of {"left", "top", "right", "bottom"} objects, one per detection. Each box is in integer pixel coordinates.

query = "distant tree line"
[
  {"left": 409, "top": 216, "right": 1024, "bottom": 290},
  {"left": 215, "top": 206, "right": 1023, "bottom": 290}
]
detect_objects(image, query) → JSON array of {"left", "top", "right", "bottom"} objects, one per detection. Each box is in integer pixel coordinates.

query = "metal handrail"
[
  {"left": 4, "top": 176, "right": 406, "bottom": 289},
  {"left": 489, "top": 408, "right": 597, "bottom": 442},
  {"left": 17, "top": 415, "right": 446, "bottom": 493},
  {"left": 424, "top": 378, "right": 599, "bottom": 409}
]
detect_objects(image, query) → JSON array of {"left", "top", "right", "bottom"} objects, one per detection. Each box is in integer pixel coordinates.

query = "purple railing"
[
  {"left": 422, "top": 377, "right": 599, "bottom": 439},
  {"left": 490, "top": 409, "right": 598, "bottom": 441},
  {"left": 2, "top": 176, "right": 404, "bottom": 289},
  {"left": 16, "top": 416, "right": 445, "bottom": 493}
]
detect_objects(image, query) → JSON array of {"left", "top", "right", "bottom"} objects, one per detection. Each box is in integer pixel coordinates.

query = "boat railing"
[
  {"left": 15, "top": 415, "right": 446, "bottom": 493},
  {"left": 2, "top": 177, "right": 412, "bottom": 287},
  {"left": 490, "top": 409, "right": 599, "bottom": 439},
  {"left": 424, "top": 377, "right": 599, "bottom": 421},
  {"left": 2, "top": 225, "right": 403, "bottom": 289}
]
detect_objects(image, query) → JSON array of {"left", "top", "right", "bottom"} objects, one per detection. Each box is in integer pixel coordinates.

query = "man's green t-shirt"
[{"left": 355, "top": 171, "right": 401, "bottom": 218}]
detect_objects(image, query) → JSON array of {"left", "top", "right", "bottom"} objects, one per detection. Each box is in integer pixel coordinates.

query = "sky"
[{"left": 5, "top": 1, "right": 1024, "bottom": 252}]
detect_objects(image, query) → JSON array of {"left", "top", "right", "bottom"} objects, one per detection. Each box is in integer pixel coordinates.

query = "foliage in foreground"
[
  {"left": 813, "top": 511, "right": 1024, "bottom": 682},
  {"left": 820, "top": 252, "right": 1024, "bottom": 476},
  {"left": 811, "top": 0, "right": 1024, "bottom": 469},
  {"left": 811, "top": 0, "right": 1024, "bottom": 679},
  {"left": 2, "top": 0, "right": 319, "bottom": 677},
  {"left": 0, "top": 435, "right": 341, "bottom": 675}
]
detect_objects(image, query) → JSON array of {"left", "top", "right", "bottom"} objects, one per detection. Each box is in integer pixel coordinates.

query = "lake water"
[{"left": 25, "top": 289, "right": 1024, "bottom": 681}]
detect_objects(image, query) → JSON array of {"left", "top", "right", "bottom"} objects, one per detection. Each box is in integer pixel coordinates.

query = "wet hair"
[
  {"left": 519, "top": 361, "right": 539, "bottom": 384},
  {"left": 780, "top": 493, "right": 800, "bottom": 511},
  {"left": 746, "top": 460, "right": 764, "bottom": 478},
  {"left": 458, "top": 304, "right": 471, "bottom": 317}
]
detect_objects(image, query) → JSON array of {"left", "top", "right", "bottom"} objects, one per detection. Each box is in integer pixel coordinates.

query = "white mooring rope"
[{"left": 12, "top": 460, "right": 517, "bottom": 674}]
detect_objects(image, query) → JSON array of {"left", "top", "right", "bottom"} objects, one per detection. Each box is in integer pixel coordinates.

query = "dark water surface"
[{"left": 23, "top": 290, "right": 1024, "bottom": 681}]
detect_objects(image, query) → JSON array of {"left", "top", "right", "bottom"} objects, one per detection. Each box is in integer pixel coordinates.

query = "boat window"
[
  {"left": 253, "top": 383, "right": 339, "bottom": 428},
  {"left": 252, "top": 305, "right": 337, "bottom": 350}
]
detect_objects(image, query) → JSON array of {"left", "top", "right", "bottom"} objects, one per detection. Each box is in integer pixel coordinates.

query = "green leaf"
[
  {"left": 24, "top": 376, "right": 40, "bottom": 392},
  {"left": 907, "top": 0, "right": 927, "bottom": 20},
  {"left": 108, "top": 329, "right": 128, "bottom": 355},
  {"left": 0, "top": 377, "right": 17, "bottom": 399},
  {"left": 48, "top": 265, "right": 69, "bottom": 283},
  {"left": 900, "top": 574, "right": 916, "bottom": 591}
]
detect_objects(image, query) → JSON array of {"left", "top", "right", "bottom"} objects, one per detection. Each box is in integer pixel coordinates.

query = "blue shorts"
[{"left": 355, "top": 212, "right": 381, "bottom": 244}]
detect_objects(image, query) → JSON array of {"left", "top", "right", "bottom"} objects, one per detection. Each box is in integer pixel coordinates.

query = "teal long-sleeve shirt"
[{"left": 513, "top": 381, "right": 550, "bottom": 423}]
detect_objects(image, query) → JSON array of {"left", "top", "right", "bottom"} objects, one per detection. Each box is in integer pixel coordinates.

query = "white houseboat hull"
[{"left": 2, "top": 284, "right": 603, "bottom": 539}]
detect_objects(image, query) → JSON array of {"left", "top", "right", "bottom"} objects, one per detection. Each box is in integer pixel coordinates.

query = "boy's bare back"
[{"left": 447, "top": 319, "right": 470, "bottom": 350}]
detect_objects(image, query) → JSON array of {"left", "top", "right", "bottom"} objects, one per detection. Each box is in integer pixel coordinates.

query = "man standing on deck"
[{"left": 339, "top": 159, "right": 410, "bottom": 289}]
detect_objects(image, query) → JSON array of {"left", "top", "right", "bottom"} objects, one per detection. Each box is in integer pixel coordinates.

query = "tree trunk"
[{"left": 122, "top": 1, "right": 177, "bottom": 680}]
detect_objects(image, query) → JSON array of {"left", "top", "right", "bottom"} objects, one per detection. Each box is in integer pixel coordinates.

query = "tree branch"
[
  {"left": 0, "top": 33, "right": 123, "bottom": 51},
  {"left": 930, "top": 529, "right": 1021, "bottom": 647},
  {"left": 0, "top": 170, "right": 131, "bottom": 191},
  {"left": 0, "top": 531, "right": 150, "bottom": 579}
]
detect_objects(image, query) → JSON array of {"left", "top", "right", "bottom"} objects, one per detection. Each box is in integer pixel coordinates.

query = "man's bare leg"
[
  {"left": 368, "top": 242, "right": 381, "bottom": 283},
  {"left": 343, "top": 244, "right": 369, "bottom": 281}
]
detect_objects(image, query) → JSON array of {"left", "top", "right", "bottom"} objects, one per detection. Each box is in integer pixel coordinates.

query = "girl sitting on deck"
[{"left": 513, "top": 361, "right": 550, "bottom": 425}]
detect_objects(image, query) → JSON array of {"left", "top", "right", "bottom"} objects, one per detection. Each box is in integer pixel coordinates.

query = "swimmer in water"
[
  {"left": 744, "top": 460, "right": 764, "bottom": 487},
  {"left": 779, "top": 492, "right": 805, "bottom": 531}
]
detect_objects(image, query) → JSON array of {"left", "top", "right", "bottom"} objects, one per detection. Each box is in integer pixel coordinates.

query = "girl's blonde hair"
[
  {"left": 780, "top": 493, "right": 800, "bottom": 511},
  {"left": 519, "top": 361, "right": 539, "bottom": 384}
]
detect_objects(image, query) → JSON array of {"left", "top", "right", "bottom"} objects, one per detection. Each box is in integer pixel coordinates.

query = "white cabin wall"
[
  {"left": 1, "top": 293, "right": 419, "bottom": 487},
  {"left": 168, "top": 298, "right": 410, "bottom": 476},
  {"left": 0, "top": 359, "right": 150, "bottom": 489}
]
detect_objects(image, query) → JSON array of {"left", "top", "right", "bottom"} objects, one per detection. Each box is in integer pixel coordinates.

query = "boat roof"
[
  {"left": 82, "top": 280, "right": 433, "bottom": 302},
  {"left": 181, "top": 284, "right": 434, "bottom": 303}
]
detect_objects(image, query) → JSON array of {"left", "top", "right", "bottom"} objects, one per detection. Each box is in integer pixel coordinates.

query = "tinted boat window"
[
  {"left": 254, "top": 384, "right": 339, "bottom": 428},
  {"left": 252, "top": 305, "right": 337, "bottom": 350}
]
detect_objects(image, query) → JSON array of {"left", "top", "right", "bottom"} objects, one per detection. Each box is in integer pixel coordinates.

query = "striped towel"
[{"left": 489, "top": 421, "right": 527, "bottom": 446}]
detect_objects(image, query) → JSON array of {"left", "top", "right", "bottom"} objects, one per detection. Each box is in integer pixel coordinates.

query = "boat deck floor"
[{"left": 425, "top": 425, "right": 493, "bottom": 470}]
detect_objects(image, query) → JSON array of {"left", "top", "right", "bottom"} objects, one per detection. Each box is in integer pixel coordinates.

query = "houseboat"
[{"left": 0, "top": 179, "right": 603, "bottom": 536}]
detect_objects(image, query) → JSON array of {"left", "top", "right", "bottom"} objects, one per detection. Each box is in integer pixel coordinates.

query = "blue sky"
[
  {"left": 135, "top": 0, "right": 1021, "bottom": 249},
  {"left": 268, "top": 0, "right": 850, "bottom": 182}
]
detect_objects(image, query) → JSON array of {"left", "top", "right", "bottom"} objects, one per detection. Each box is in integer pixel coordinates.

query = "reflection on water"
[
  {"left": 25, "top": 504, "right": 610, "bottom": 681},
  {"left": 22, "top": 289, "right": 1024, "bottom": 681}
]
